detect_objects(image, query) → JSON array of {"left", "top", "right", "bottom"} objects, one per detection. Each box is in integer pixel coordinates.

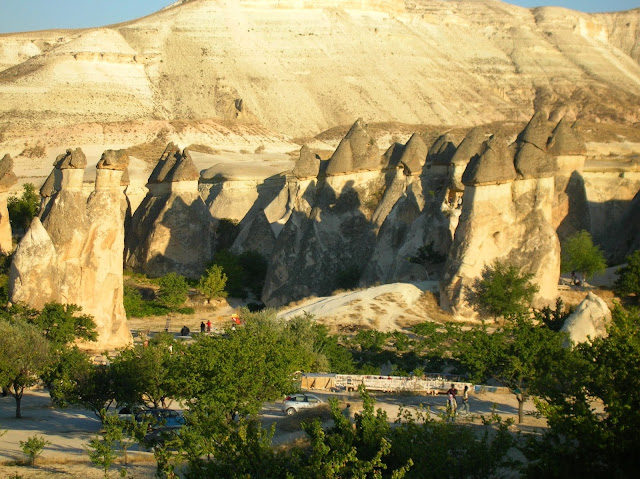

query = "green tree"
[
  {"left": 86, "top": 435, "right": 119, "bottom": 479},
  {"left": 44, "top": 345, "right": 93, "bottom": 408},
  {"left": 111, "top": 334, "right": 182, "bottom": 409},
  {"left": 67, "top": 361, "right": 116, "bottom": 419},
  {"left": 468, "top": 260, "right": 539, "bottom": 321},
  {"left": 614, "top": 250, "right": 640, "bottom": 301},
  {"left": 387, "top": 407, "right": 517, "bottom": 478},
  {"left": 31, "top": 302, "right": 97, "bottom": 350},
  {"left": 157, "top": 272, "right": 189, "bottom": 307},
  {"left": 526, "top": 306, "right": 640, "bottom": 477},
  {"left": 0, "top": 320, "right": 51, "bottom": 417},
  {"left": 561, "top": 230, "right": 607, "bottom": 280},
  {"left": 123, "top": 283, "right": 146, "bottom": 318},
  {"left": 20, "top": 435, "right": 50, "bottom": 466},
  {"left": 7, "top": 183, "right": 40, "bottom": 232},
  {"left": 196, "top": 264, "right": 228, "bottom": 301},
  {"left": 100, "top": 411, "right": 149, "bottom": 468},
  {"left": 175, "top": 310, "right": 308, "bottom": 417},
  {"left": 457, "top": 317, "right": 568, "bottom": 423},
  {"left": 211, "top": 249, "right": 245, "bottom": 298}
]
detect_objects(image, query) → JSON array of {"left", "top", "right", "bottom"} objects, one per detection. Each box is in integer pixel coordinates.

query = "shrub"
[
  {"left": 8, "top": 183, "right": 39, "bottom": 232},
  {"left": 212, "top": 250, "right": 245, "bottom": 298},
  {"left": 20, "top": 435, "right": 50, "bottom": 466},
  {"left": 157, "top": 273, "right": 189, "bottom": 307},
  {"left": 614, "top": 250, "right": 640, "bottom": 301}
]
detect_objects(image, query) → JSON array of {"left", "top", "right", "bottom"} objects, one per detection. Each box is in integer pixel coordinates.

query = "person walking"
[
  {"left": 461, "top": 385, "right": 470, "bottom": 415},
  {"left": 446, "top": 383, "right": 458, "bottom": 421},
  {"left": 200, "top": 321, "right": 205, "bottom": 334},
  {"left": 206, "top": 319, "right": 212, "bottom": 333}
]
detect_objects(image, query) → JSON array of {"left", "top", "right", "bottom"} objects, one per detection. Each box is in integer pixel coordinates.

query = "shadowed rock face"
[
  {"left": 262, "top": 121, "right": 395, "bottom": 306},
  {"left": 9, "top": 148, "right": 132, "bottom": 350},
  {"left": 0, "top": 153, "right": 17, "bottom": 254},
  {"left": 125, "top": 144, "right": 212, "bottom": 279}
]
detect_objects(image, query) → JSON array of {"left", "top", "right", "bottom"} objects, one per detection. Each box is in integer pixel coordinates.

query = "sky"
[{"left": 0, "top": 0, "right": 638, "bottom": 34}]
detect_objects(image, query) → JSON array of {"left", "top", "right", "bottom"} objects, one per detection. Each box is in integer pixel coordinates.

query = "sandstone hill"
[{"left": 1, "top": 0, "right": 639, "bottom": 164}]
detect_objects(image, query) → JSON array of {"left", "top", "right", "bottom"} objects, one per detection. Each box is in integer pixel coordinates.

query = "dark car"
[{"left": 135, "top": 408, "right": 185, "bottom": 429}]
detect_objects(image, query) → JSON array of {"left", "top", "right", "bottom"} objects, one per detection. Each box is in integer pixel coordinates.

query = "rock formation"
[
  {"left": 441, "top": 113, "right": 561, "bottom": 320},
  {"left": 125, "top": 143, "right": 212, "bottom": 279},
  {"left": 262, "top": 119, "right": 393, "bottom": 305},
  {"left": 560, "top": 292, "right": 611, "bottom": 345},
  {"left": 361, "top": 133, "right": 453, "bottom": 286},
  {"left": 0, "top": 154, "right": 18, "bottom": 255},
  {"left": 325, "top": 119, "right": 382, "bottom": 176},
  {"left": 9, "top": 148, "right": 132, "bottom": 350}
]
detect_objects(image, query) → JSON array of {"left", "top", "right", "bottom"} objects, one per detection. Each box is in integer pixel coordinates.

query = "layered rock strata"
[
  {"left": 9, "top": 148, "right": 132, "bottom": 349},
  {"left": 125, "top": 143, "right": 212, "bottom": 279}
]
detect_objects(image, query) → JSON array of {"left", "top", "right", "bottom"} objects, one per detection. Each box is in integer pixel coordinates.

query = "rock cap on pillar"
[
  {"left": 462, "top": 134, "right": 517, "bottom": 186},
  {"left": 0, "top": 154, "right": 18, "bottom": 192}
]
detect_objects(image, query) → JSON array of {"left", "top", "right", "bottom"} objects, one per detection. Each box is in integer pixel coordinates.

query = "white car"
[{"left": 282, "top": 393, "right": 324, "bottom": 416}]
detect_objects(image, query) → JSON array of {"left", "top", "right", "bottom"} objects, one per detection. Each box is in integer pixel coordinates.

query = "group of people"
[
  {"left": 446, "top": 384, "right": 470, "bottom": 421},
  {"left": 199, "top": 320, "right": 213, "bottom": 333}
]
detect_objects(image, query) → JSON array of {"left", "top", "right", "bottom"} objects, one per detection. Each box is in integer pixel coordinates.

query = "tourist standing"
[{"left": 462, "top": 385, "right": 470, "bottom": 415}]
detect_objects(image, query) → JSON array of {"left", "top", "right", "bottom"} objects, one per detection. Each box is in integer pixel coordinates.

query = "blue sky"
[{"left": 0, "top": 1, "right": 638, "bottom": 34}]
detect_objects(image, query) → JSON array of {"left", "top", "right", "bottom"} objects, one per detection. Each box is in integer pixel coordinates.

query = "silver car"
[{"left": 283, "top": 393, "right": 324, "bottom": 416}]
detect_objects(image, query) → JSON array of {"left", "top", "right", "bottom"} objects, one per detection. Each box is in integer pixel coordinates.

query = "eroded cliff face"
[
  {"left": 9, "top": 148, "right": 132, "bottom": 350},
  {"left": 125, "top": 143, "right": 213, "bottom": 279}
]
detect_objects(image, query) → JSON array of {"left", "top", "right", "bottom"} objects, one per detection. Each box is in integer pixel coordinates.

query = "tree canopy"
[
  {"left": 0, "top": 320, "right": 51, "bottom": 417},
  {"left": 561, "top": 230, "right": 607, "bottom": 280},
  {"left": 468, "top": 260, "right": 539, "bottom": 321},
  {"left": 614, "top": 250, "right": 640, "bottom": 301}
]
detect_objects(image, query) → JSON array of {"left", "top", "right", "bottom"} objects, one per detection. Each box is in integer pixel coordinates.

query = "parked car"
[
  {"left": 135, "top": 408, "right": 185, "bottom": 429},
  {"left": 282, "top": 393, "right": 324, "bottom": 416}
]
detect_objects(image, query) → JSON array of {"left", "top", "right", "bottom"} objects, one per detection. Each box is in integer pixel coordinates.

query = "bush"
[
  {"left": 614, "top": 250, "right": 640, "bottom": 300},
  {"left": 561, "top": 230, "right": 607, "bottom": 280},
  {"left": 20, "top": 435, "right": 50, "bottom": 466},
  {"left": 157, "top": 273, "right": 189, "bottom": 307},
  {"left": 212, "top": 250, "right": 245, "bottom": 298},
  {"left": 8, "top": 183, "right": 39, "bottom": 232}
]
